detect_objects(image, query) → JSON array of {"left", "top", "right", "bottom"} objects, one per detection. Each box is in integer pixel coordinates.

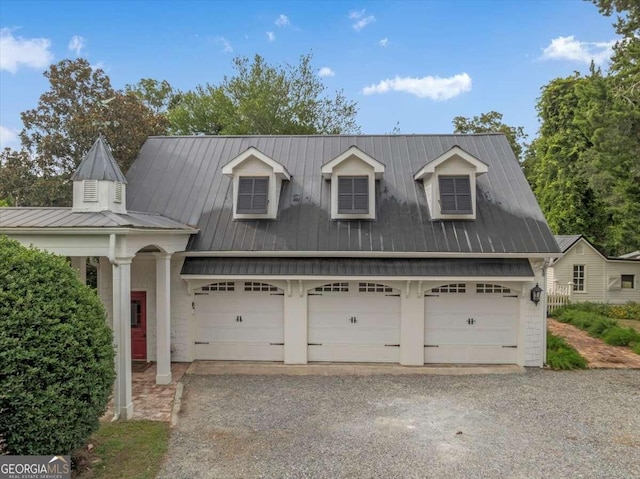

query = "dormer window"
[
  {"left": 222, "top": 147, "right": 290, "bottom": 220},
  {"left": 321, "top": 146, "right": 384, "bottom": 220},
  {"left": 414, "top": 145, "right": 488, "bottom": 221},
  {"left": 237, "top": 177, "right": 268, "bottom": 214},
  {"left": 439, "top": 176, "right": 472, "bottom": 214},
  {"left": 338, "top": 176, "right": 368, "bottom": 214}
]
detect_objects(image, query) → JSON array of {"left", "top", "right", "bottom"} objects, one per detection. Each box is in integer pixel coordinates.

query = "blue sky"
[{"left": 0, "top": 0, "right": 618, "bottom": 149}]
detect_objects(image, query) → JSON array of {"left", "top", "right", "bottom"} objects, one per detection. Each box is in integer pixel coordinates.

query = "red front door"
[{"left": 131, "top": 291, "right": 147, "bottom": 360}]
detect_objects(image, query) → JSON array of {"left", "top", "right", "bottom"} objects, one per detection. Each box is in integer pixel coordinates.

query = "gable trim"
[
  {"left": 414, "top": 145, "right": 488, "bottom": 181},
  {"left": 222, "top": 146, "right": 291, "bottom": 180},
  {"left": 321, "top": 145, "right": 385, "bottom": 179}
]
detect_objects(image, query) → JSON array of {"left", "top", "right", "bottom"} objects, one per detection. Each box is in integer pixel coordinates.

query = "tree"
[
  {"left": 125, "top": 78, "right": 178, "bottom": 115},
  {"left": 18, "top": 58, "right": 168, "bottom": 206},
  {"left": 0, "top": 236, "right": 115, "bottom": 455},
  {"left": 168, "top": 53, "right": 360, "bottom": 135},
  {"left": 452, "top": 111, "right": 528, "bottom": 161}
]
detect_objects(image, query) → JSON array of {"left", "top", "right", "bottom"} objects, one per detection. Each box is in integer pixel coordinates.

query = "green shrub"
[
  {"left": 551, "top": 302, "right": 612, "bottom": 318},
  {"left": 609, "top": 303, "right": 640, "bottom": 321},
  {"left": 586, "top": 318, "right": 618, "bottom": 337},
  {"left": 601, "top": 327, "right": 640, "bottom": 347},
  {"left": 632, "top": 342, "right": 640, "bottom": 355},
  {"left": 0, "top": 236, "right": 115, "bottom": 455},
  {"left": 546, "top": 333, "right": 588, "bottom": 370}
]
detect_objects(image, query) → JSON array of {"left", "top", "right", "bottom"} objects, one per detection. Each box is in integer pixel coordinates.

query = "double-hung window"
[
  {"left": 237, "top": 177, "right": 268, "bottom": 214},
  {"left": 338, "top": 176, "right": 369, "bottom": 214},
  {"left": 439, "top": 176, "right": 472, "bottom": 214},
  {"left": 573, "top": 265, "right": 585, "bottom": 292}
]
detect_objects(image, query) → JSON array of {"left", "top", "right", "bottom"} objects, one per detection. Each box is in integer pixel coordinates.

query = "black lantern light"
[{"left": 530, "top": 283, "right": 543, "bottom": 306}]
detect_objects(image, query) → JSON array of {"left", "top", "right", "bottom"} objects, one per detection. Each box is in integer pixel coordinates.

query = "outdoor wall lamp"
[{"left": 530, "top": 283, "right": 543, "bottom": 306}]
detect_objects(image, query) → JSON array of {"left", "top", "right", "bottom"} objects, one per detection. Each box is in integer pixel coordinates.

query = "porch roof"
[{"left": 0, "top": 208, "right": 196, "bottom": 231}]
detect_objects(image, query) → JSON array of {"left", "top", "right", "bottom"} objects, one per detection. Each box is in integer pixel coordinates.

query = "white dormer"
[
  {"left": 321, "top": 146, "right": 385, "bottom": 220},
  {"left": 413, "top": 145, "right": 488, "bottom": 220},
  {"left": 222, "top": 147, "right": 290, "bottom": 220},
  {"left": 71, "top": 135, "right": 127, "bottom": 214}
]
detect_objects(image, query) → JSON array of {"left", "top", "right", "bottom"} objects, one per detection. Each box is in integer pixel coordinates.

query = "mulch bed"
[{"left": 548, "top": 318, "right": 640, "bottom": 369}]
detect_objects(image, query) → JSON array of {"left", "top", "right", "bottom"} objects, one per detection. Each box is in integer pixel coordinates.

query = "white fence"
[{"left": 547, "top": 282, "right": 573, "bottom": 313}]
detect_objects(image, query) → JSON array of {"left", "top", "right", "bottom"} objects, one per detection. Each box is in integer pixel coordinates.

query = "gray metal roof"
[
  {"left": 181, "top": 257, "right": 534, "bottom": 277},
  {"left": 554, "top": 235, "right": 582, "bottom": 253},
  {"left": 0, "top": 208, "right": 195, "bottom": 230},
  {"left": 71, "top": 135, "right": 127, "bottom": 183},
  {"left": 126, "top": 134, "right": 560, "bottom": 254}
]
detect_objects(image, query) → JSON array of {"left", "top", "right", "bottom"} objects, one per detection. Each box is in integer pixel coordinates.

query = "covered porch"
[{"left": 0, "top": 210, "right": 195, "bottom": 419}]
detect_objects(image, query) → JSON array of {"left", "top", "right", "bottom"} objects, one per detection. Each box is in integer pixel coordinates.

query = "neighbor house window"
[
  {"left": 573, "top": 265, "right": 585, "bottom": 292},
  {"left": 338, "top": 176, "right": 368, "bottom": 214},
  {"left": 621, "top": 274, "right": 635, "bottom": 289},
  {"left": 237, "top": 177, "right": 268, "bottom": 214},
  {"left": 439, "top": 176, "right": 472, "bottom": 214}
]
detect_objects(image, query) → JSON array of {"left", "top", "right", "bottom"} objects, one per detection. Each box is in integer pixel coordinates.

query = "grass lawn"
[
  {"left": 618, "top": 319, "right": 640, "bottom": 333},
  {"left": 74, "top": 421, "right": 169, "bottom": 479}
]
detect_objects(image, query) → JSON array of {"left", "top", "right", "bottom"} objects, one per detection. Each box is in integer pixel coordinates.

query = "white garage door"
[
  {"left": 194, "top": 281, "right": 284, "bottom": 361},
  {"left": 308, "top": 282, "right": 401, "bottom": 362},
  {"left": 424, "top": 283, "right": 519, "bottom": 364}
]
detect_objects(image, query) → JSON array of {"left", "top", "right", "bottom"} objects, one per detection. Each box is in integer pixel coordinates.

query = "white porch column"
[
  {"left": 154, "top": 252, "right": 172, "bottom": 384},
  {"left": 112, "top": 259, "right": 133, "bottom": 419},
  {"left": 71, "top": 256, "right": 87, "bottom": 284},
  {"left": 284, "top": 281, "right": 308, "bottom": 364},
  {"left": 400, "top": 281, "right": 425, "bottom": 365}
]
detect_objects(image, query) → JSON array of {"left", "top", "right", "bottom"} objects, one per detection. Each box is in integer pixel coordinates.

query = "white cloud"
[
  {"left": 215, "top": 36, "right": 233, "bottom": 53},
  {"left": 348, "top": 9, "right": 375, "bottom": 31},
  {"left": 266, "top": 31, "right": 275, "bottom": 42},
  {"left": 319, "top": 67, "right": 335, "bottom": 77},
  {"left": 0, "top": 125, "right": 19, "bottom": 149},
  {"left": 0, "top": 28, "right": 53, "bottom": 73},
  {"left": 541, "top": 35, "right": 615, "bottom": 65},
  {"left": 275, "top": 14, "right": 290, "bottom": 27},
  {"left": 379, "top": 37, "right": 388, "bottom": 47},
  {"left": 68, "top": 35, "right": 85, "bottom": 56},
  {"left": 362, "top": 73, "right": 472, "bottom": 101}
]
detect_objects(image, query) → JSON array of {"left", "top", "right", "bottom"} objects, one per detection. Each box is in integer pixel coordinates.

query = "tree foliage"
[
  {"left": 527, "top": 0, "right": 640, "bottom": 256},
  {"left": 0, "top": 236, "right": 115, "bottom": 455},
  {"left": 168, "top": 53, "right": 359, "bottom": 135},
  {"left": 452, "top": 111, "right": 528, "bottom": 161},
  {"left": 9, "top": 58, "right": 168, "bottom": 206}
]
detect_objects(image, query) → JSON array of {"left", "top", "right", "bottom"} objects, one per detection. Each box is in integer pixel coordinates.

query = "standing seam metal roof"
[
  {"left": 71, "top": 136, "right": 128, "bottom": 183},
  {"left": 181, "top": 257, "right": 535, "bottom": 277},
  {"left": 125, "top": 134, "right": 559, "bottom": 254}
]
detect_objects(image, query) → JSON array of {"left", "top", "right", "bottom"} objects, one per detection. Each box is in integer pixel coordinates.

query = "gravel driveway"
[{"left": 158, "top": 370, "right": 640, "bottom": 479}]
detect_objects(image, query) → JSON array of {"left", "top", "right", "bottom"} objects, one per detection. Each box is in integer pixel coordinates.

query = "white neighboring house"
[
  {"left": 1, "top": 133, "right": 561, "bottom": 419},
  {"left": 548, "top": 235, "right": 640, "bottom": 304}
]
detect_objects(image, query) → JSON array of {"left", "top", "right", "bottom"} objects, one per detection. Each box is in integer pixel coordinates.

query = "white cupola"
[{"left": 71, "top": 135, "right": 127, "bottom": 214}]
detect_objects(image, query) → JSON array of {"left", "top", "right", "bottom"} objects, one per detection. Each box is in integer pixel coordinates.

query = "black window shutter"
[
  {"left": 439, "top": 176, "right": 472, "bottom": 214},
  {"left": 237, "top": 177, "right": 268, "bottom": 214},
  {"left": 338, "top": 176, "right": 368, "bottom": 214}
]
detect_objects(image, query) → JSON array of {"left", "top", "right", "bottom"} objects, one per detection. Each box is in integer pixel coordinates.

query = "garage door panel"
[
  {"left": 308, "top": 289, "right": 401, "bottom": 363},
  {"left": 308, "top": 345, "right": 399, "bottom": 363},
  {"left": 424, "top": 290, "right": 519, "bottom": 364},
  {"left": 424, "top": 346, "right": 517, "bottom": 364},
  {"left": 194, "top": 284, "right": 284, "bottom": 361}
]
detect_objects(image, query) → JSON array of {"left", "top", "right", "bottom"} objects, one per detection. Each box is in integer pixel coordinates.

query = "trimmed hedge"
[
  {"left": 546, "top": 333, "right": 587, "bottom": 370},
  {"left": 0, "top": 236, "right": 115, "bottom": 455}
]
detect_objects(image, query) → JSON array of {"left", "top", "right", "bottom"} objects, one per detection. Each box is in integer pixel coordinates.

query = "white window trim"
[{"left": 572, "top": 264, "right": 587, "bottom": 293}]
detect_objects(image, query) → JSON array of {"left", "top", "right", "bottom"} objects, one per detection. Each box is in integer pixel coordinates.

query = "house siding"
[
  {"left": 546, "top": 238, "right": 640, "bottom": 304},
  {"left": 549, "top": 239, "right": 605, "bottom": 302}
]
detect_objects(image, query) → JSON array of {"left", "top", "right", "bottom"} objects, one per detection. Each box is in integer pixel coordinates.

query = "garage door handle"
[{"left": 349, "top": 316, "right": 357, "bottom": 324}]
